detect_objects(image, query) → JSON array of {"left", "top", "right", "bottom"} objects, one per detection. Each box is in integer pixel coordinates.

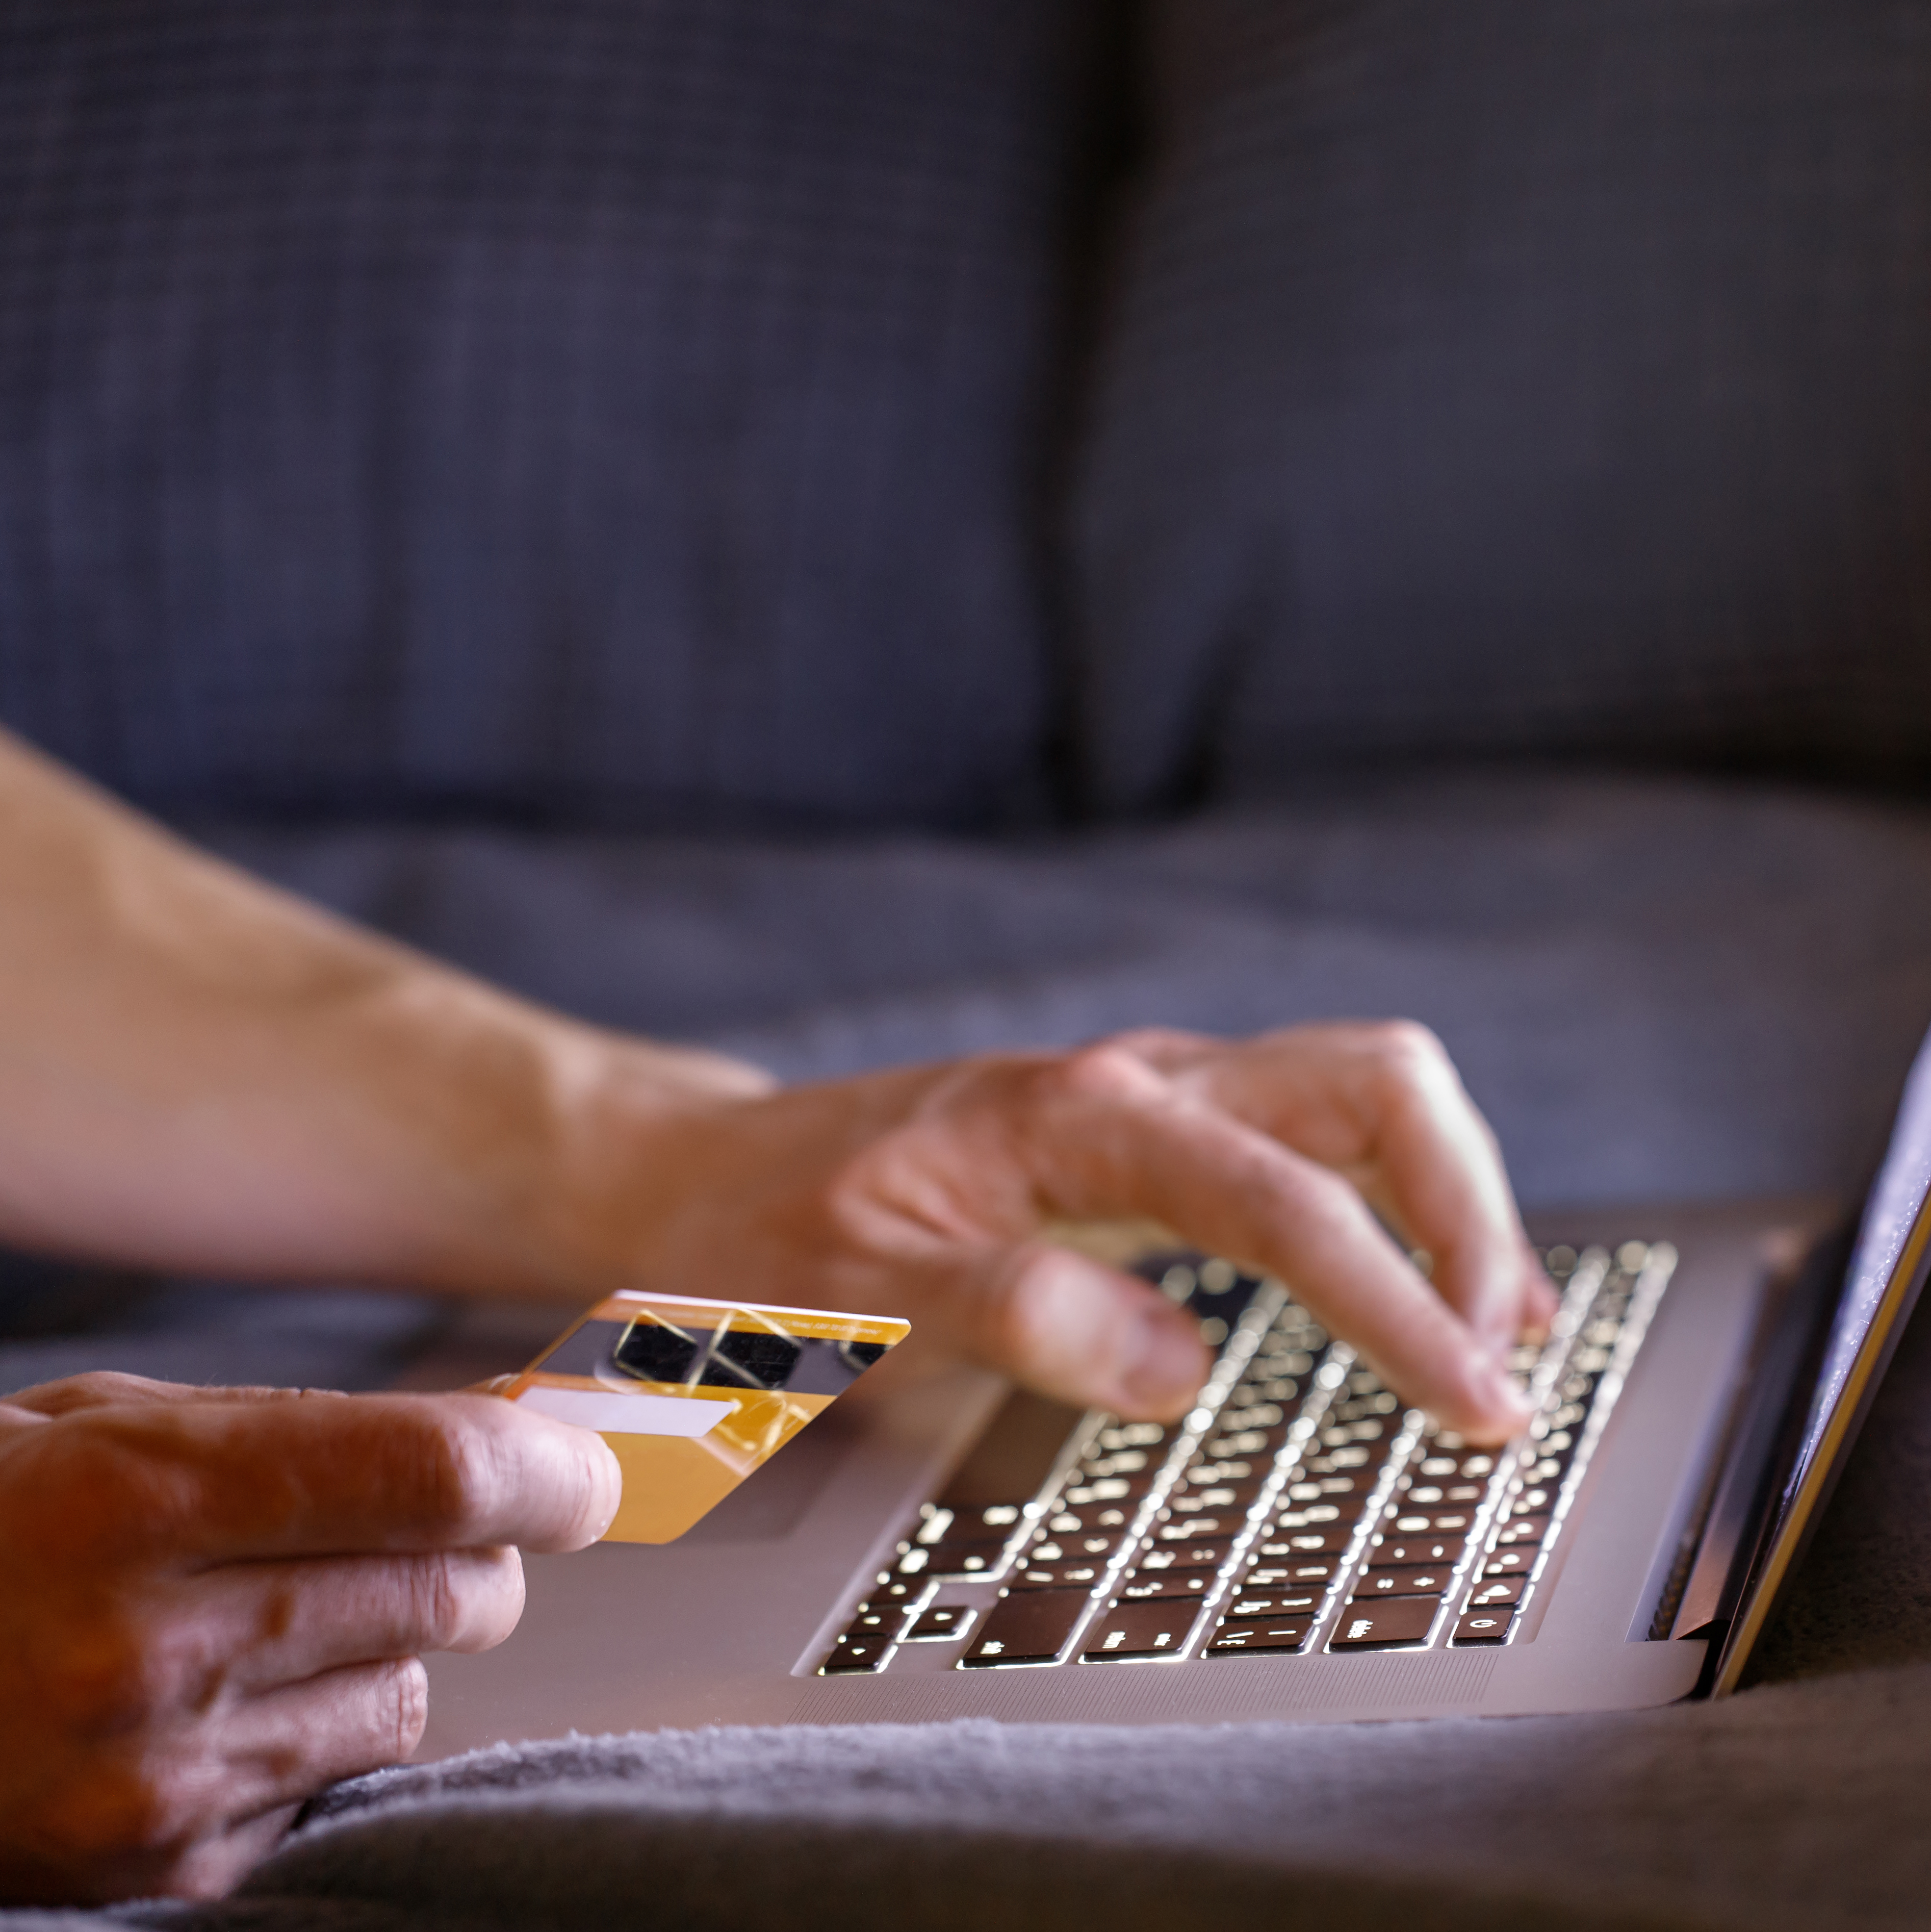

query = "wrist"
[{"left": 483, "top": 1016, "right": 776, "bottom": 1304}]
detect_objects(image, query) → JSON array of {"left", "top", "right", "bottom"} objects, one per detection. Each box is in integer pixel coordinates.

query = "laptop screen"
[
  {"left": 1716, "top": 1027, "right": 1931, "bottom": 1690},
  {"left": 1795, "top": 1033, "right": 1931, "bottom": 1491}
]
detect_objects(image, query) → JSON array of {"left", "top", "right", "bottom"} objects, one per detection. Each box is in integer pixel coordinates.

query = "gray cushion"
[
  {"left": 1073, "top": 0, "right": 1931, "bottom": 813},
  {"left": 0, "top": 0, "right": 1113, "bottom": 833}
]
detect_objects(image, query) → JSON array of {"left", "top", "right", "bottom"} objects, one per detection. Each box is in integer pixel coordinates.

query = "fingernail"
[
  {"left": 1120, "top": 1308, "right": 1206, "bottom": 1416},
  {"left": 1477, "top": 1304, "right": 1520, "bottom": 1360},
  {"left": 586, "top": 1434, "right": 624, "bottom": 1539},
  {"left": 1474, "top": 1355, "right": 1531, "bottom": 1427}
]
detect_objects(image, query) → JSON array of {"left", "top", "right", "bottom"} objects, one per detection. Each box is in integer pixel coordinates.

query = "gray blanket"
[
  {"left": 8, "top": 770, "right": 1931, "bottom": 1928},
  {"left": 18, "top": 1661, "right": 1925, "bottom": 1932}
]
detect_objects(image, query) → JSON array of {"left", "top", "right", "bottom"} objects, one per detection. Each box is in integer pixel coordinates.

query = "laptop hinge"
[{"left": 1666, "top": 1216, "right": 1855, "bottom": 1645}]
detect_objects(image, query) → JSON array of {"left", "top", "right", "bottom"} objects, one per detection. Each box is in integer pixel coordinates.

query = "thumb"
[{"left": 952, "top": 1241, "right": 1212, "bottom": 1420}]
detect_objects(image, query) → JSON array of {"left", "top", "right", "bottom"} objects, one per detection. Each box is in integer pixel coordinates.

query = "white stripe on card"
[{"left": 517, "top": 1387, "right": 732, "bottom": 1438}]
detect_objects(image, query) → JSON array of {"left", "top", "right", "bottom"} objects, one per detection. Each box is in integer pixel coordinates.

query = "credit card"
[{"left": 500, "top": 1291, "right": 910, "bottom": 1543}]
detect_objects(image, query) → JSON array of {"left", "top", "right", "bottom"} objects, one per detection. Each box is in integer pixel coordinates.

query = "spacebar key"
[{"left": 960, "top": 1588, "right": 1092, "bottom": 1667}]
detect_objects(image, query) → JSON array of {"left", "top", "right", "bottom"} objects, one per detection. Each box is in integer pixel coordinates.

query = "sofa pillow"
[
  {"left": 1073, "top": 0, "right": 1931, "bottom": 812},
  {"left": 0, "top": 0, "right": 1113, "bottom": 832}
]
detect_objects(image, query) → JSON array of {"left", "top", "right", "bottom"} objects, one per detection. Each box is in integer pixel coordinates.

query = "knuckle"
[
  {"left": 1365, "top": 1018, "right": 1449, "bottom": 1072},
  {"left": 249, "top": 1573, "right": 300, "bottom": 1647},
  {"left": 20, "top": 1370, "right": 152, "bottom": 1416},
  {"left": 1090, "top": 1025, "right": 1197, "bottom": 1062},
  {"left": 415, "top": 1546, "right": 528, "bottom": 1653},
  {"left": 408, "top": 1552, "right": 468, "bottom": 1649},
  {"left": 38, "top": 1608, "right": 173, "bottom": 1734},
  {"left": 977, "top": 1252, "right": 1043, "bottom": 1365},
  {"left": 380, "top": 1658, "right": 430, "bottom": 1759},
  {"left": 983, "top": 1245, "right": 1087, "bottom": 1370},
  {"left": 821, "top": 1138, "right": 907, "bottom": 1233},
  {"left": 1033, "top": 1040, "right": 1159, "bottom": 1109},
  {"left": 411, "top": 1410, "right": 501, "bottom": 1539},
  {"left": 39, "top": 1753, "right": 200, "bottom": 1870}
]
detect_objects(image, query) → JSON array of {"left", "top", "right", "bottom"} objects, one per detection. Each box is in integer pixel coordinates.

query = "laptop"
[{"left": 404, "top": 1031, "right": 1931, "bottom": 1753}]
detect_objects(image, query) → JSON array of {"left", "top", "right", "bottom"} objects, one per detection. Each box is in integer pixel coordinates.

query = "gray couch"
[{"left": 7, "top": 3, "right": 1931, "bottom": 1925}]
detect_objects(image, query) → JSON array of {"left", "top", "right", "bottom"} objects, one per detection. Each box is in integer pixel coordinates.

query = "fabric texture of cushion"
[
  {"left": 0, "top": 0, "right": 1117, "bottom": 833},
  {"left": 1073, "top": 0, "right": 1931, "bottom": 814}
]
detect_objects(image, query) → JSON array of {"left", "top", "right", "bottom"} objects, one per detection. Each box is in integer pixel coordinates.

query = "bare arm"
[
  {"left": 0, "top": 724, "right": 1548, "bottom": 1434},
  {"left": 0, "top": 726, "right": 766, "bottom": 1293}
]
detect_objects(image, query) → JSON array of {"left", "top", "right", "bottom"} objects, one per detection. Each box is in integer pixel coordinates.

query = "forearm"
[
  {"left": 0, "top": 730, "right": 1545, "bottom": 1437},
  {"left": 0, "top": 728, "right": 768, "bottom": 1299}
]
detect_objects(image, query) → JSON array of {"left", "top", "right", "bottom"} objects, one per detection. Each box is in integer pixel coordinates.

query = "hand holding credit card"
[{"left": 498, "top": 1293, "right": 910, "bottom": 1542}]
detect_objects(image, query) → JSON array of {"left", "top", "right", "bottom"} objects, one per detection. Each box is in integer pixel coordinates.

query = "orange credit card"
[{"left": 500, "top": 1292, "right": 910, "bottom": 1543}]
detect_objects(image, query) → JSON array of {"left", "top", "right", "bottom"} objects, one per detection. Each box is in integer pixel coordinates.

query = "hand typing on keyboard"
[{"left": 609, "top": 1023, "right": 1554, "bottom": 1441}]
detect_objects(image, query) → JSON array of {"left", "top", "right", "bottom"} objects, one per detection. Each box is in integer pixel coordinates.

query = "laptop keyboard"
[{"left": 816, "top": 1242, "right": 1675, "bottom": 1674}]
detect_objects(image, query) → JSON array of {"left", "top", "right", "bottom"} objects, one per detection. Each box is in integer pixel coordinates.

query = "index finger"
[
  {"left": 1014, "top": 1048, "right": 1531, "bottom": 1439},
  {"left": 47, "top": 1390, "right": 621, "bottom": 1564},
  {"left": 1146, "top": 1025, "right": 1554, "bottom": 1352}
]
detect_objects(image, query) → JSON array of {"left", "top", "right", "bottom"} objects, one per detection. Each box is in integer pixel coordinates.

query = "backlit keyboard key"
[
  {"left": 842, "top": 1605, "right": 907, "bottom": 1640},
  {"left": 1494, "top": 1514, "right": 1550, "bottom": 1547},
  {"left": 1274, "top": 1499, "right": 1366, "bottom": 1529},
  {"left": 934, "top": 1504, "right": 1028, "bottom": 1539},
  {"left": 1453, "top": 1609, "right": 1516, "bottom": 1646},
  {"left": 1172, "top": 1480, "right": 1269, "bottom": 1512},
  {"left": 1118, "top": 1566, "right": 1218, "bottom": 1601},
  {"left": 1225, "top": 1587, "right": 1325, "bottom": 1617},
  {"left": 1137, "top": 1538, "right": 1235, "bottom": 1570},
  {"left": 900, "top": 1605, "right": 975, "bottom": 1643},
  {"left": 903, "top": 1537, "right": 1007, "bottom": 1577},
  {"left": 1259, "top": 1524, "right": 1356, "bottom": 1555},
  {"left": 1092, "top": 1422, "right": 1171, "bottom": 1454},
  {"left": 1062, "top": 1476, "right": 1156, "bottom": 1506},
  {"left": 1157, "top": 1513, "right": 1237, "bottom": 1541},
  {"left": 1465, "top": 1577, "right": 1524, "bottom": 1609},
  {"left": 1186, "top": 1457, "right": 1267, "bottom": 1485},
  {"left": 1010, "top": 1561, "right": 1108, "bottom": 1589},
  {"left": 1025, "top": 1532, "right": 1128, "bottom": 1563},
  {"left": 1215, "top": 1401, "right": 1288, "bottom": 1431},
  {"left": 822, "top": 1634, "right": 892, "bottom": 1674},
  {"left": 960, "top": 1588, "right": 1091, "bottom": 1667},
  {"left": 1244, "top": 1558, "right": 1340, "bottom": 1586},
  {"left": 1372, "top": 1537, "right": 1465, "bottom": 1566},
  {"left": 1483, "top": 1548, "right": 1535, "bottom": 1577},
  {"left": 1291, "top": 1466, "right": 1380, "bottom": 1493},
  {"left": 1385, "top": 1510, "right": 1473, "bottom": 1536},
  {"left": 1329, "top": 1598, "right": 1440, "bottom": 1648},
  {"left": 1207, "top": 1618, "right": 1309, "bottom": 1655},
  {"left": 1352, "top": 1565, "right": 1453, "bottom": 1599},
  {"left": 1082, "top": 1599, "right": 1202, "bottom": 1661},
  {"left": 1302, "top": 1446, "right": 1381, "bottom": 1474},
  {"left": 1204, "top": 1428, "right": 1288, "bottom": 1459},
  {"left": 1042, "top": 1507, "right": 1137, "bottom": 1537}
]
